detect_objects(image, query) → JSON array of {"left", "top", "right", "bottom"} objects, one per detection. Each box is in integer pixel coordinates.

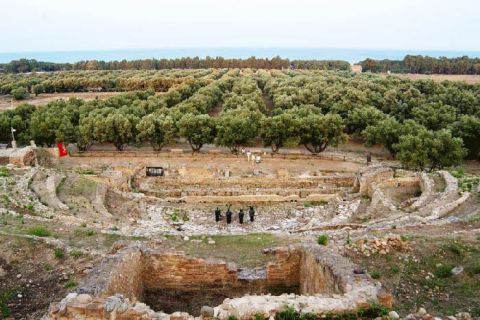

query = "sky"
[{"left": 1, "top": 0, "right": 479, "bottom": 53}]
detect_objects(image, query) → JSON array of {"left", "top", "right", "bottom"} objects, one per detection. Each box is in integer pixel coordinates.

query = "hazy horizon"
[
  {"left": 2, "top": 0, "right": 479, "bottom": 54},
  {"left": 2, "top": 47, "right": 480, "bottom": 64}
]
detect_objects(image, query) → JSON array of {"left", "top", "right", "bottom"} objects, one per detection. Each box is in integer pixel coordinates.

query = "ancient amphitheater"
[{"left": 0, "top": 147, "right": 478, "bottom": 319}]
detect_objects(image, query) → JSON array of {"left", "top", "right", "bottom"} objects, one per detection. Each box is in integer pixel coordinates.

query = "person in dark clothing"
[
  {"left": 248, "top": 206, "right": 255, "bottom": 222},
  {"left": 238, "top": 208, "right": 245, "bottom": 224},
  {"left": 214, "top": 207, "right": 222, "bottom": 222},
  {"left": 226, "top": 204, "right": 232, "bottom": 224}
]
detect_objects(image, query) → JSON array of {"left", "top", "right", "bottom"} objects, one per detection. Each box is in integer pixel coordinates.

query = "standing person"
[
  {"left": 238, "top": 208, "right": 245, "bottom": 224},
  {"left": 214, "top": 207, "right": 222, "bottom": 222},
  {"left": 248, "top": 206, "right": 255, "bottom": 222},
  {"left": 226, "top": 204, "right": 232, "bottom": 224}
]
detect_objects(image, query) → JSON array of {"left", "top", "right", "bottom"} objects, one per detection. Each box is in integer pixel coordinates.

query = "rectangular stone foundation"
[{"left": 48, "top": 244, "right": 390, "bottom": 320}]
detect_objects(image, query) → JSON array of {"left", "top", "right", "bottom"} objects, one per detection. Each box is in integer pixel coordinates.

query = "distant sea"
[{"left": 1, "top": 48, "right": 480, "bottom": 64}]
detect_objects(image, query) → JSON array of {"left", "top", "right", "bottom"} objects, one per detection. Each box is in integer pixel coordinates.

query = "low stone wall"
[
  {"left": 409, "top": 172, "right": 434, "bottom": 210},
  {"left": 92, "top": 183, "right": 112, "bottom": 217},
  {"left": 353, "top": 165, "right": 394, "bottom": 196},
  {"left": 46, "top": 243, "right": 391, "bottom": 320},
  {"left": 176, "top": 193, "right": 337, "bottom": 204},
  {"left": 30, "top": 169, "right": 69, "bottom": 211}
]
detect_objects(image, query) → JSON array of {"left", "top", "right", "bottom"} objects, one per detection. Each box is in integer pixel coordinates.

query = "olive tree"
[
  {"left": 215, "top": 109, "right": 262, "bottom": 154},
  {"left": 260, "top": 113, "right": 298, "bottom": 153},
  {"left": 297, "top": 113, "right": 346, "bottom": 154},
  {"left": 394, "top": 129, "right": 466, "bottom": 171},
  {"left": 178, "top": 113, "right": 216, "bottom": 152},
  {"left": 136, "top": 114, "right": 175, "bottom": 151}
]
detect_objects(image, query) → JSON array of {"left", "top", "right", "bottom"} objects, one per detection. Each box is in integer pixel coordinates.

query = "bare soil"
[
  {"left": 381, "top": 73, "right": 480, "bottom": 84},
  {"left": 0, "top": 92, "right": 122, "bottom": 110}
]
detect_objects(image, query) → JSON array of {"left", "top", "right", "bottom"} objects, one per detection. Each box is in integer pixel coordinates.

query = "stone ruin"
[{"left": 45, "top": 242, "right": 392, "bottom": 320}]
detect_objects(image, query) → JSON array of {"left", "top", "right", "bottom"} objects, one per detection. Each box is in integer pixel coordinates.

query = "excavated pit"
[{"left": 55, "top": 243, "right": 390, "bottom": 319}]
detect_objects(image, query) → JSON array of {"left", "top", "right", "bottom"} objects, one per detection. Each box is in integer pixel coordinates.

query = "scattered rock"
[
  {"left": 455, "top": 313, "right": 472, "bottom": 320},
  {"left": 417, "top": 307, "right": 427, "bottom": 315},
  {"left": 200, "top": 306, "right": 214, "bottom": 318},
  {"left": 207, "top": 240, "right": 216, "bottom": 245},
  {"left": 76, "top": 293, "right": 92, "bottom": 304},
  {"left": 451, "top": 266, "right": 464, "bottom": 276},
  {"left": 183, "top": 236, "right": 190, "bottom": 241},
  {"left": 388, "top": 311, "right": 400, "bottom": 319}
]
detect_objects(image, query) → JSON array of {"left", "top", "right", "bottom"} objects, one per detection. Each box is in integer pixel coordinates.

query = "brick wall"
[{"left": 143, "top": 252, "right": 238, "bottom": 290}]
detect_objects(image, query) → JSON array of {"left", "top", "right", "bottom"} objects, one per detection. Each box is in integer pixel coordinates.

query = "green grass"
[
  {"left": 0, "top": 167, "right": 10, "bottom": 177},
  {"left": 274, "top": 304, "right": 389, "bottom": 320},
  {"left": 75, "top": 168, "right": 96, "bottom": 175},
  {"left": 27, "top": 226, "right": 52, "bottom": 237},
  {"left": 54, "top": 248, "right": 65, "bottom": 259},
  {"left": 0, "top": 288, "right": 20, "bottom": 318},
  {"left": 70, "top": 250, "right": 83, "bottom": 259},
  {"left": 172, "top": 233, "right": 288, "bottom": 268},
  {"left": 303, "top": 200, "right": 328, "bottom": 208},
  {"left": 63, "top": 279, "right": 77, "bottom": 289},
  {"left": 370, "top": 271, "right": 381, "bottom": 279},
  {"left": 317, "top": 234, "right": 328, "bottom": 246}
]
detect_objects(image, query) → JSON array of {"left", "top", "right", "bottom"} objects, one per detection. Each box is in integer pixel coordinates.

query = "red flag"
[{"left": 57, "top": 143, "right": 68, "bottom": 157}]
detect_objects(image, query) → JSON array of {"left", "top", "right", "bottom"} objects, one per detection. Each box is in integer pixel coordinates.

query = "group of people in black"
[{"left": 214, "top": 205, "right": 255, "bottom": 224}]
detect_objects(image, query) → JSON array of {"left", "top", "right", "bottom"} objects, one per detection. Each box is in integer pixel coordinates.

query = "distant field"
[
  {"left": 383, "top": 73, "right": 480, "bottom": 84},
  {"left": 0, "top": 92, "right": 122, "bottom": 110}
]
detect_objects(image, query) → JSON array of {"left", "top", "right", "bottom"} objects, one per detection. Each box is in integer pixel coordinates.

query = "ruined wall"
[
  {"left": 299, "top": 250, "right": 343, "bottom": 295},
  {"left": 103, "top": 249, "right": 144, "bottom": 302},
  {"left": 354, "top": 166, "right": 394, "bottom": 196},
  {"left": 48, "top": 244, "right": 391, "bottom": 320},
  {"left": 143, "top": 252, "right": 238, "bottom": 290},
  {"left": 265, "top": 247, "right": 301, "bottom": 290}
]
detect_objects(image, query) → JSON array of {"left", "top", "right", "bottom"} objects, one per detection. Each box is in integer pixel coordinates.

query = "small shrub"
[
  {"left": 255, "top": 315, "right": 266, "bottom": 320},
  {"left": 391, "top": 266, "right": 400, "bottom": 274},
  {"left": 299, "top": 313, "right": 316, "bottom": 320},
  {"left": 26, "top": 203, "right": 34, "bottom": 211},
  {"left": 317, "top": 234, "right": 328, "bottom": 246},
  {"left": 357, "top": 303, "right": 389, "bottom": 318},
  {"left": 466, "top": 262, "right": 480, "bottom": 275},
  {"left": 81, "top": 222, "right": 87, "bottom": 228},
  {"left": 27, "top": 226, "right": 51, "bottom": 237},
  {"left": 1, "top": 303, "right": 11, "bottom": 317},
  {"left": 54, "top": 248, "right": 65, "bottom": 259},
  {"left": 446, "top": 242, "right": 465, "bottom": 255},
  {"left": 86, "top": 229, "right": 95, "bottom": 236},
  {"left": 43, "top": 263, "right": 53, "bottom": 271},
  {"left": 0, "top": 167, "right": 10, "bottom": 177},
  {"left": 275, "top": 305, "right": 298, "bottom": 320},
  {"left": 370, "top": 271, "right": 381, "bottom": 279},
  {"left": 63, "top": 279, "right": 77, "bottom": 289},
  {"left": 11, "top": 87, "right": 29, "bottom": 100},
  {"left": 434, "top": 264, "right": 453, "bottom": 278}
]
